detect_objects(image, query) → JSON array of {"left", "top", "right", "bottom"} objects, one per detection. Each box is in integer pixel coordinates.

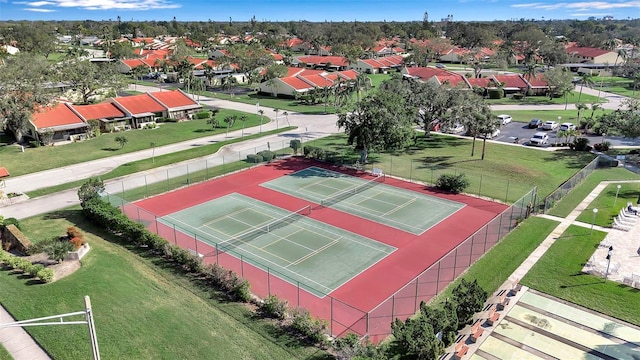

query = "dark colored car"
[{"left": 528, "top": 118, "right": 543, "bottom": 129}]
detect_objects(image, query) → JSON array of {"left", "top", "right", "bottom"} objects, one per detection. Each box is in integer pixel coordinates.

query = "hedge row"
[
  {"left": 81, "top": 198, "right": 330, "bottom": 344},
  {"left": 0, "top": 250, "right": 54, "bottom": 283},
  {"left": 246, "top": 150, "right": 276, "bottom": 164}
]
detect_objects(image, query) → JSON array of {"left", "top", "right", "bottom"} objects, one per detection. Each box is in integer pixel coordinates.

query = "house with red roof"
[
  {"left": 26, "top": 103, "right": 89, "bottom": 144},
  {"left": 491, "top": 74, "right": 531, "bottom": 94},
  {"left": 282, "top": 37, "right": 310, "bottom": 52},
  {"left": 257, "top": 69, "right": 360, "bottom": 97},
  {"left": 291, "top": 55, "right": 350, "bottom": 70},
  {"left": 351, "top": 55, "right": 404, "bottom": 74},
  {"left": 401, "top": 66, "right": 470, "bottom": 88},
  {"left": 565, "top": 46, "right": 617, "bottom": 64},
  {"left": 73, "top": 102, "right": 131, "bottom": 133},
  {"left": 149, "top": 90, "right": 202, "bottom": 120},
  {"left": 110, "top": 93, "right": 167, "bottom": 128}
]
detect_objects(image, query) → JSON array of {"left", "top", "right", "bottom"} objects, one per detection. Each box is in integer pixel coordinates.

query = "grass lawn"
[
  {"left": 547, "top": 168, "right": 640, "bottom": 218},
  {"left": 0, "top": 110, "right": 264, "bottom": 177},
  {"left": 0, "top": 345, "right": 10, "bottom": 360},
  {"left": 1, "top": 210, "right": 329, "bottom": 360},
  {"left": 521, "top": 224, "right": 640, "bottom": 325},
  {"left": 431, "top": 217, "right": 559, "bottom": 305},
  {"left": 575, "top": 181, "right": 640, "bottom": 227},
  {"left": 308, "top": 134, "right": 596, "bottom": 202},
  {"left": 592, "top": 76, "right": 639, "bottom": 98},
  {"left": 26, "top": 126, "right": 295, "bottom": 199},
  {"left": 497, "top": 108, "right": 612, "bottom": 125},
  {"left": 487, "top": 90, "right": 603, "bottom": 106},
  {"left": 205, "top": 91, "right": 343, "bottom": 115}
]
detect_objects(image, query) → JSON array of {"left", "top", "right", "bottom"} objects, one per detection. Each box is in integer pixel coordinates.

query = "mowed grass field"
[
  {"left": 0, "top": 109, "right": 264, "bottom": 177},
  {"left": 1, "top": 210, "right": 328, "bottom": 360},
  {"left": 309, "top": 134, "right": 596, "bottom": 201}
]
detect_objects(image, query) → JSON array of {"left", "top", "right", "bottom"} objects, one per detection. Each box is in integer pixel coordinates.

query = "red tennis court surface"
[{"left": 129, "top": 157, "right": 509, "bottom": 342}]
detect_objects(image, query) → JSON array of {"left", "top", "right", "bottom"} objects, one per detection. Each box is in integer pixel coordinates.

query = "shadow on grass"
[{"left": 101, "top": 147, "right": 120, "bottom": 152}]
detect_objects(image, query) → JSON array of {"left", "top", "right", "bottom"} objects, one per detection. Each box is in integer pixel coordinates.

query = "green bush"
[
  {"left": 572, "top": 137, "right": 591, "bottom": 151},
  {"left": 289, "top": 139, "right": 302, "bottom": 155},
  {"left": 246, "top": 154, "right": 264, "bottom": 163},
  {"left": 488, "top": 88, "right": 504, "bottom": 99},
  {"left": 2, "top": 217, "right": 21, "bottom": 230},
  {"left": 195, "top": 111, "right": 211, "bottom": 119},
  {"left": 0, "top": 250, "right": 10, "bottom": 263},
  {"left": 290, "top": 307, "right": 328, "bottom": 344},
  {"left": 257, "top": 150, "right": 276, "bottom": 162},
  {"left": 263, "top": 295, "right": 288, "bottom": 320},
  {"left": 593, "top": 141, "right": 611, "bottom": 152},
  {"left": 435, "top": 174, "right": 470, "bottom": 194},
  {"left": 303, "top": 146, "right": 326, "bottom": 160},
  {"left": 36, "top": 268, "right": 54, "bottom": 283},
  {"left": 512, "top": 93, "right": 524, "bottom": 100}
]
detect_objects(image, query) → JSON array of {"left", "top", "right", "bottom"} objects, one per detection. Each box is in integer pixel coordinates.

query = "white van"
[{"left": 497, "top": 114, "right": 512, "bottom": 125}]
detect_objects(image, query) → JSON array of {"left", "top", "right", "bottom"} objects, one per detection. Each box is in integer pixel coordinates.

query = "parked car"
[
  {"left": 444, "top": 123, "right": 465, "bottom": 134},
  {"left": 529, "top": 132, "right": 549, "bottom": 146},
  {"left": 435, "top": 63, "right": 447, "bottom": 69},
  {"left": 559, "top": 123, "right": 577, "bottom": 131},
  {"left": 482, "top": 128, "right": 501, "bottom": 139},
  {"left": 497, "top": 114, "right": 512, "bottom": 125},
  {"left": 542, "top": 121, "right": 558, "bottom": 130},
  {"left": 528, "top": 118, "right": 543, "bottom": 129}
]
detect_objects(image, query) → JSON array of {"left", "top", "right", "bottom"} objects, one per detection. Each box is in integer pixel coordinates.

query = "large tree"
[
  {"left": 55, "top": 61, "right": 127, "bottom": 104},
  {"left": 598, "top": 98, "right": 640, "bottom": 138},
  {"left": 337, "top": 86, "right": 415, "bottom": 163},
  {"left": 544, "top": 67, "right": 574, "bottom": 109},
  {"left": 0, "top": 53, "right": 56, "bottom": 141}
]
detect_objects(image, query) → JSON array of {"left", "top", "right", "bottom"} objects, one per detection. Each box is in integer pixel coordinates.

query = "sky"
[{"left": 1, "top": 0, "right": 639, "bottom": 22}]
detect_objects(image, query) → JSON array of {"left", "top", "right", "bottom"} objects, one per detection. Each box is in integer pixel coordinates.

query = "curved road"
[{"left": 0, "top": 84, "right": 631, "bottom": 219}]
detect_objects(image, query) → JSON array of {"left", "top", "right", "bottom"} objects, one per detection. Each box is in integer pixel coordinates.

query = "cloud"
[
  {"left": 15, "top": 0, "right": 181, "bottom": 11},
  {"left": 23, "top": 7, "right": 55, "bottom": 11},
  {"left": 513, "top": 1, "right": 640, "bottom": 11}
]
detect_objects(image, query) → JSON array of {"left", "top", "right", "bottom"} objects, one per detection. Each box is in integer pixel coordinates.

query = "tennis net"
[
  {"left": 217, "top": 205, "right": 312, "bottom": 252},
  {"left": 320, "top": 174, "right": 386, "bottom": 207}
]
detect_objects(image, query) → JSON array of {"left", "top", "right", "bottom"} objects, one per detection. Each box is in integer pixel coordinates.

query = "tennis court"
[
  {"left": 261, "top": 167, "right": 465, "bottom": 234},
  {"left": 157, "top": 193, "right": 396, "bottom": 296}
]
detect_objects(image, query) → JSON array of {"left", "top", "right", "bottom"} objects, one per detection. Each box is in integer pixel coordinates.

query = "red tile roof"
[
  {"left": 0, "top": 167, "right": 9, "bottom": 178},
  {"left": 565, "top": 46, "right": 612, "bottom": 58},
  {"left": 73, "top": 103, "right": 126, "bottom": 120},
  {"left": 466, "top": 77, "right": 492, "bottom": 87},
  {"left": 149, "top": 90, "right": 198, "bottom": 109},
  {"left": 524, "top": 73, "right": 548, "bottom": 87},
  {"left": 285, "top": 37, "right": 305, "bottom": 48},
  {"left": 435, "top": 74, "right": 468, "bottom": 88},
  {"left": 404, "top": 67, "right": 446, "bottom": 80},
  {"left": 296, "top": 55, "right": 349, "bottom": 67},
  {"left": 31, "top": 103, "right": 86, "bottom": 130},
  {"left": 299, "top": 74, "right": 333, "bottom": 88},
  {"left": 121, "top": 59, "right": 148, "bottom": 69},
  {"left": 280, "top": 77, "right": 314, "bottom": 91},
  {"left": 337, "top": 69, "right": 359, "bottom": 80},
  {"left": 493, "top": 74, "right": 528, "bottom": 88},
  {"left": 113, "top": 94, "right": 166, "bottom": 115}
]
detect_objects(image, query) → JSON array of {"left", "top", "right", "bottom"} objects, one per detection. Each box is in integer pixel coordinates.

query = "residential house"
[
  {"left": 401, "top": 66, "right": 470, "bottom": 88},
  {"left": 490, "top": 74, "right": 531, "bottom": 95},
  {"left": 149, "top": 90, "right": 202, "bottom": 120},
  {"left": 27, "top": 103, "right": 89, "bottom": 144},
  {"left": 291, "top": 55, "right": 350, "bottom": 71},
  {"left": 257, "top": 68, "right": 359, "bottom": 97},
  {"left": 209, "top": 49, "right": 230, "bottom": 59},
  {"left": 73, "top": 102, "right": 131, "bottom": 133},
  {"left": 110, "top": 93, "right": 167, "bottom": 128},
  {"left": 351, "top": 55, "right": 404, "bottom": 74},
  {"left": 565, "top": 46, "right": 618, "bottom": 64},
  {"left": 283, "top": 37, "right": 309, "bottom": 53},
  {"left": 307, "top": 46, "right": 332, "bottom": 56}
]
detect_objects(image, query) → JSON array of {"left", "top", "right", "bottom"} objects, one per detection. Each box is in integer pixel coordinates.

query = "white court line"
[
  {"left": 383, "top": 197, "right": 418, "bottom": 217},
  {"left": 287, "top": 239, "right": 340, "bottom": 268}
]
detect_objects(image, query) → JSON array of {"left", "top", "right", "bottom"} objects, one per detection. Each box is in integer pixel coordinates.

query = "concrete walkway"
[
  {"left": 449, "top": 179, "right": 640, "bottom": 359},
  {"left": 0, "top": 305, "right": 50, "bottom": 360}
]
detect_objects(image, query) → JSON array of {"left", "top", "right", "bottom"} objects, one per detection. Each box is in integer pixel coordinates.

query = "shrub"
[
  {"left": 303, "top": 146, "right": 326, "bottom": 160},
  {"left": 289, "top": 139, "right": 302, "bottom": 155},
  {"left": 0, "top": 250, "right": 10, "bottom": 263},
  {"left": 512, "top": 93, "right": 524, "bottom": 100},
  {"left": 37, "top": 268, "right": 54, "bottom": 283},
  {"left": 15, "top": 258, "right": 33, "bottom": 272},
  {"left": 290, "top": 307, "right": 328, "bottom": 344},
  {"left": 47, "top": 241, "right": 75, "bottom": 263},
  {"left": 246, "top": 154, "right": 263, "bottom": 163},
  {"left": 487, "top": 88, "right": 504, "bottom": 99},
  {"left": 593, "top": 141, "right": 611, "bottom": 152},
  {"left": 573, "top": 137, "right": 591, "bottom": 151},
  {"left": 67, "top": 226, "right": 84, "bottom": 240},
  {"left": 263, "top": 295, "right": 288, "bottom": 320},
  {"left": 195, "top": 110, "right": 211, "bottom": 119},
  {"left": 70, "top": 237, "right": 83, "bottom": 249},
  {"left": 257, "top": 150, "right": 276, "bottom": 162},
  {"left": 435, "top": 174, "right": 469, "bottom": 194},
  {"left": 2, "top": 217, "right": 20, "bottom": 230}
]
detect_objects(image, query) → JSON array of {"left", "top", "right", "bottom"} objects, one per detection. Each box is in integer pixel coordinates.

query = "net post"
[{"left": 267, "top": 268, "right": 271, "bottom": 295}]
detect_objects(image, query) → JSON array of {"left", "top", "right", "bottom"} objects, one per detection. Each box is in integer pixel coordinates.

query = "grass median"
[{"left": 26, "top": 127, "right": 296, "bottom": 199}]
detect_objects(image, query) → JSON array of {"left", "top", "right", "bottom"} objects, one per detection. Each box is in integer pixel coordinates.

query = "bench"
[
  {"left": 372, "top": 168, "right": 383, "bottom": 177},
  {"left": 469, "top": 320, "right": 484, "bottom": 343},
  {"left": 452, "top": 342, "right": 468, "bottom": 360},
  {"left": 486, "top": 308, "right": 501, "bottom": 326},
  {"left": 496, "top": 292, "right": 510, "bottom": 310},
  {"left": 509, "top": 279, "right": 522, "bottom": 296}
]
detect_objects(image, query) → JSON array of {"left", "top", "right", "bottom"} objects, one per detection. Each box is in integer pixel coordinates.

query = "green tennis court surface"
[
  {"left": 158, "top": 193, "right": 395, "bottom": 296},
  {"left": 261, "top": 167, "right": 465, "bottom": 234}
]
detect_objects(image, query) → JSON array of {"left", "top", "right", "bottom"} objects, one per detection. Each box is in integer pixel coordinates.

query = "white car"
[
  {"left": 497, "top": 114, "right": 512, "bottom": 125},
  {"left": 542, "top": 121, "right": 558, "bottom": 130},
  {"left": 529, "top": 132, "right": 549, "bottom": 146},
  {"left": 444, "top": 123, "right": 465, "bottom": 134},
  {"left": 482, "top": 128, "right": 501, "bottom": 139},
  {"left": 559, "top": 123, "right": 577, "bottom": 131}
]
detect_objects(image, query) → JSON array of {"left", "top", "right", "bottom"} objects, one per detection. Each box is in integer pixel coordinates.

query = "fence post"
[
  {"left": 410, "top": 159, "right": 413, "bottom": 182},
  {"left": 144, "top": 176, "right": 148, "bottom": 198},
  {"left": 240, "top": 255, "right": 244, "bottom": 277},
  {"left": 267, "top": 268, "right": 271, "bottom": 295},
  {"left": 330, "top": 298, "right": 334, "bottom": 336},
  {"left": 166, "top": 169, "right": 170, "bottom": 192},
  {"left": 172, "top": 224, "right": 177, "bottom": 244},
  {"left": 478, "top": 175, "right": 482, "bottom": 197},
  {"left": 215, "top": 243, "right": 219, "bottom": 264},
  {"left": 187, "top": 164, "right": 190, "bottom": 185},
  {"left": 414, "top": 278, "right": 420, "bottom": 312},
  {"left": 205, "top": 159, "right": 209, "bottom": 180},
  {"left": 505, "top": 180, "right": 510, "bottom": 203}
]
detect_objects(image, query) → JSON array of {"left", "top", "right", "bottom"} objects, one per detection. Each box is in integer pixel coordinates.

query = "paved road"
[{"left": 1, "top": 85, "right": 633, "bottom": 220}]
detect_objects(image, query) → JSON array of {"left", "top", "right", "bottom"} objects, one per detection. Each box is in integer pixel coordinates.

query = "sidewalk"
[
  {"left": 0, "top": 305, "right": 50, "bottom": 360},
  {"left": 447, "top": 180, "right": 640, "bottom": 358}
]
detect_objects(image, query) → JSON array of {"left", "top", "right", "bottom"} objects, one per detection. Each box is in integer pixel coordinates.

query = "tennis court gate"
[{"left": 109, "top": 186, "right": 536, "bottom": 343}]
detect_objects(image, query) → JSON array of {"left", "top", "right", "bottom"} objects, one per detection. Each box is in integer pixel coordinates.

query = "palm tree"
[
  {"left": 258, "top": 109, "right": 264, "bottom": 132},
  {"left": 223, "top": 115, "right": 236, "bottom": 137},
  {"left": 240, "top": 115, "right": 247, "bottom": 137},
  {"left": 577, "top": 73, "right": 595, "bottom": 102},
  {"left": 575, "top": 102, "right": 588, "bottom": 125},
  {"left": 273, "top": 108, "right": 279, "bottom": 129}
]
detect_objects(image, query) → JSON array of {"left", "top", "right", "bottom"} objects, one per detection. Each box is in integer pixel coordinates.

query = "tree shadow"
[{"left": 101, "top": 147, "right": 120, "bottom": 152}]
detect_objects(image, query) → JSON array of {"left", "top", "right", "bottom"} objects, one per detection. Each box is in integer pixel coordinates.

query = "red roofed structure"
[
  {"left": 149, "top": 90, "right": 202, "bottom": 120},
  {"left": 111, "top": 94, "right": 167, "bottom": 128},
  {"left": 27, "top": 103, "right": 89, "bottom": 143},
  {"left": 73, "top": 102, "right": 131, "bottom": 132}
]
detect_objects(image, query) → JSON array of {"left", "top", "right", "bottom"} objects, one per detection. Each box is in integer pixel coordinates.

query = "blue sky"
[{"left": 1, "top": 0, "right": 639, "bottom": 22}]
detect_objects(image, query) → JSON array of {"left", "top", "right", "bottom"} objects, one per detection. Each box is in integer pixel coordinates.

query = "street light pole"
[
  {"left": 605, "top": 246, "right": 613, "bottom": 281},
  {"left": 591, "top": 208, "right": 598, "bottom": 234},
  {"left": 614, "top": 184, "right": 622, "bottom": 207}
]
